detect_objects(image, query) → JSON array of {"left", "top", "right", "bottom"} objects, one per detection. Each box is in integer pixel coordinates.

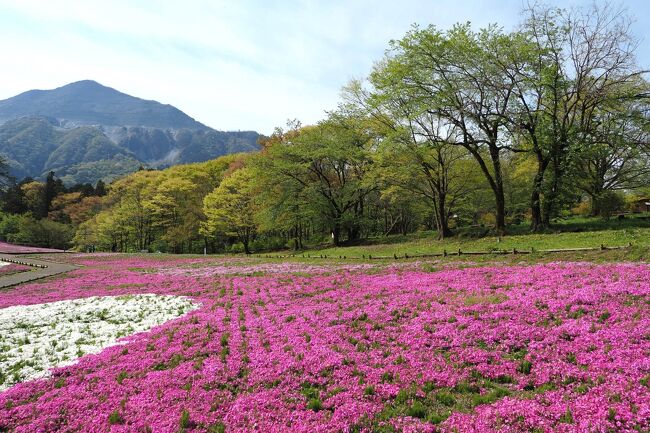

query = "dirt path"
[{"left": 0, "top": 255, "right": 78, "bottom": 289}]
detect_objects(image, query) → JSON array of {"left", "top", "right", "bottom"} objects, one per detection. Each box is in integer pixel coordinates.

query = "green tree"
[
  {"left": 381, "top": 24, "right": 522, "bottom": 234},
  {"left": 202, "top": 167, "right": 257, "bottom": 254},
  {"left": 72, "top": 156, "right": 239, "bottom": 252},
  {"left": 44, "top": 171, "right": 65, "bottom": 215},
  {"left": 1, "top": 178, "right": 30, "bottom": 214},
  {"left": 575, "top": 83, "right": 650, "bottom": 215},
  {"left": 95, "top": 179, "right": 107, "bottom": 196},
  {"left": 7, "top": 215, "right": 74, "bottom": 249},
  {"left": 256, "top": 114, "right": 377, "bottom": 246},
  {"left": 513, "top": 3, "right": 646, "bottom": 229},
  {"left": 346, "top": 63, "right": 481, "bottom": 238},
  {"left": 21, "top": 181, "right": 47, "bottom": 218}
]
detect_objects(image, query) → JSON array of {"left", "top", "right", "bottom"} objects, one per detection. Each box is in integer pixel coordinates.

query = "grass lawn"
[{"left": 294, "top": 214, "right": 650, "bottom": 260}]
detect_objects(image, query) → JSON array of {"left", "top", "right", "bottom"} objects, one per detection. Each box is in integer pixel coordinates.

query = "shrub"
[
  {"left": 495, "top": 374, "right": 514, "bottom": 384},
  {"left": 434, "top": 391, "right": 456, "bottom": 407},
  {"left": 207, "top": 422, "right": 226, "bottom": 433},
  {"left": 307, "top": 397, "right": 323, "bottom": 411},
  {"left": 559, "top": 407, "right": 574, "bottom": 424},
  {"left": 108, "top": 410, "right": 124, "bottom": 425},
  {"left": 453, "top": 381, "right": 480, "bottom": 393},
  {"left": 116, "top": 371, "right": 128, "bottom": 385},
  {"left": 518, "top": 360, "right": 533, "bottom": 374},
  {"left": 179, "top": 409, "right": 192, "bottom": 429},
  {"left": 428, "top": 412, "right": 449, "bottom": 424},
  {"left": 406, "top": 401, "right": 427, "bottom": 419},
  {"left": 593, "top": 191, "right": 626, "bottom": 219}
]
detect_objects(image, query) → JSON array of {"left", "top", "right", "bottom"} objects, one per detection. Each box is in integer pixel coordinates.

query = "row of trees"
[
  {"left": 0, "top": 170, "right": 106, "bottom": 249},
  {"left": 354, "top": 3, "right": 649, "bottom": 235},
  {"left": 215, "top": 2, "right": 646, "bottom": 248},
  {"left": 73, "top": 158, "right": 238, "bottom": 253},
  {"left": 0, "top": 3, "right": 647, "bottom": 252}
]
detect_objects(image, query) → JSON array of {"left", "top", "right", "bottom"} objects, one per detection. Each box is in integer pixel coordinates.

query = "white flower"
[{"left": 0, "top": 294, "right": 198, "bottom": 391}]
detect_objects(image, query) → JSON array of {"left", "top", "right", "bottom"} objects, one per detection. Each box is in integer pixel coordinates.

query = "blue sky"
[{"left": 0, "top": 0, "right": 647, "bottom": 134}]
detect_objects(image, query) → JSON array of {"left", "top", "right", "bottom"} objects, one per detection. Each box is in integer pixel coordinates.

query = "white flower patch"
[
  {"left": 0, "top": 261, "right": 10, "bottom": 267},
  {"left": 0, "top": 294, "right": 198, "bottom": 391}
]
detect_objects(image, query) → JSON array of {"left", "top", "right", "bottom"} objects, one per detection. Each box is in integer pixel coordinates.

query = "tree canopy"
[{"left": 1, "top": 2, "right": 647, "bottom": 252}]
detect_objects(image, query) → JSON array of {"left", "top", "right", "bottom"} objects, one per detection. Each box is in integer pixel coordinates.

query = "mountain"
[
  {"left": 0, "top": 81, "right": 260, "bottom": 185},
  {"left": 0, "top": 80, "right": 208, "bottom": 129}
]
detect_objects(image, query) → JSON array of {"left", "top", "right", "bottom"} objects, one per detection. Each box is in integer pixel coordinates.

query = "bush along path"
[{"left": 0, "top": 255, "right": 78, "bottom": 289}]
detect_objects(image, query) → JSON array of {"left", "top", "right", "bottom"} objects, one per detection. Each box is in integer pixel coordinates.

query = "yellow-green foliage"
[
  {"left": 73, "top": 154, "right": 247, "bottom": 252},
  {"left": 202, "top": 167, "right": 257, "bottom": 254}
]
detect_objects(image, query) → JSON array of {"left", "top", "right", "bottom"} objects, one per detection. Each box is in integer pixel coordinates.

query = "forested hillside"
[{"left": 0, "top": 81, "right": 260, "bottom": 184}]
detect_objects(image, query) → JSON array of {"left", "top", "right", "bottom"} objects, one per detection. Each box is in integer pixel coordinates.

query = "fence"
[
  {"left": 0, "top": 256, "right": 48, "bottom": 268},
  {"left": 257, "top": 243, "right": 632, "bottom": 261}
]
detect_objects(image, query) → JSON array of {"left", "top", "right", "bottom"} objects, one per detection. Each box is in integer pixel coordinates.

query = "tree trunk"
[
  {"left": 530, "top": 155, "right": 549, "bottom": 232},
  {"left": 541, "top": 161, "right": 560, "bottom": 227},
  {"left": 530, "top": 188, "right": 543, "bottom": 232},
  {"left": 347, "top": 226, "right": 361, "bottom": 243},
  {"left": 435, "top": 193, "right": 452, "bottom": 239},
  {"left": 589, "top": 191, "right": 601, "bottom": 217},
  {"left": 332, "top": 223, "right": 341, "bottom": 246},
  {"left": 491, "top": 153, "right": 506, "bottom": 235},
  {"left": 494, "top": 187, "right": 506, "bottom": 235},
  {"left": 468, "top": 141, "right": 507, "bottom": 235}
]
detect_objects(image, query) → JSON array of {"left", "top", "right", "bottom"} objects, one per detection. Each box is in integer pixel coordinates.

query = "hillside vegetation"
[
  {"left": 0, "top": 3, "right": 647, "bottom": 256},
  {"left": 0, "top": 80, "right": 260, "bottom": 184}
]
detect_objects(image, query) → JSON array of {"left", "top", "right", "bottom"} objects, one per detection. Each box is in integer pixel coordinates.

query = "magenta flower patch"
[{"left": 0, "top": 257, "right": 648, "bottom": 433}]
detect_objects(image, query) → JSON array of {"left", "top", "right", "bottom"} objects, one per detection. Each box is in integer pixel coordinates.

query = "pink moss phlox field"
[
  {"left": 0, "top": 256, "right": 648, "bottom": 433},
  {"left": 0, "top": 242, "right": 65, "bottom": 254},
  {"left": 0, "top": 263, "right": 31, "bottom": 275}
]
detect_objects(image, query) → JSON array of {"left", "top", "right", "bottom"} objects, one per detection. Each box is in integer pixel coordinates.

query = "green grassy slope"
[{"left": 306, "top": 214, "right": 650, "bottom": 259}]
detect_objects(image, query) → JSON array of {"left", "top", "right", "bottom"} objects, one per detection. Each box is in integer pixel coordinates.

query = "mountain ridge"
[
  {"left": 0, "top": 80, "right": 211, "bottom": 130},
  {"left": 0, "top": 81, "right": 260, "bottom": 185}
]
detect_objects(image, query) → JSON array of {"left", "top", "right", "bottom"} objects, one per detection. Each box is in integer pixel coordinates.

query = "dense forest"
[{"left": 0, "top": 3, "right": 648, "bottom": 253}]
